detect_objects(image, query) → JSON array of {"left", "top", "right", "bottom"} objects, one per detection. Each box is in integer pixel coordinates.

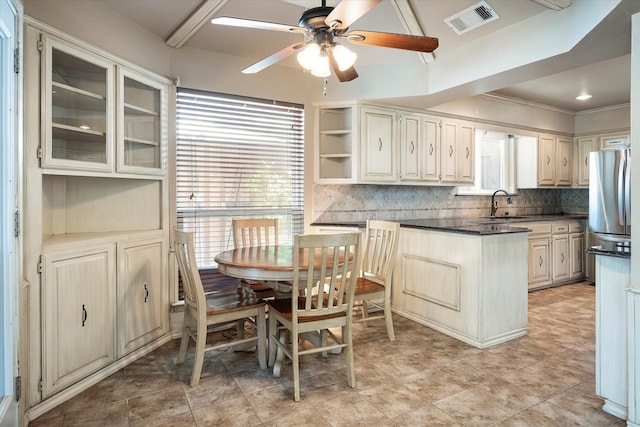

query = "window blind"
[{"left": 176, "top": 88, "right": 305, "bottom": 268}]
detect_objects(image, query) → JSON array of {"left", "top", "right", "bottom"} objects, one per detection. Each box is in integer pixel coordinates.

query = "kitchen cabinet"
[
  {"left": 516, "top": 134, "right": 573, "bottom": 188},
  {"left": 24, "top": 23, "right": 172, "bottom": 413},
  {"left": 41, "top": 245, "right": 116, "bottom": 398},
  {"left": 575, "top": 136, "right": 599, "bottom": 187},
  {"left": 521, "top": 220, "right": 585, "bottom": 290},
  {"left": 440, "top": 119, "right": 474, "bottom": 184},
  {"left": 360, "top": 105, "right": 397, "bottom": 182},
  {"left": 601, "top": 132, "right": 630, "bottom": 150},
  {"left": 315, "top": 104, "right": 356, "bottom": 183},
  {"left": 117, "top": 237, "right": 167, "bottom": 356},
  {"left": 399, "top": 112, "right": 440, "bottom": 183}
]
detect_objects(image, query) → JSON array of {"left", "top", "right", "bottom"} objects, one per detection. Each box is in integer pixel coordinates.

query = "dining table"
[{"left": 214, "top": 244, "right": 354, "bottom": 365}]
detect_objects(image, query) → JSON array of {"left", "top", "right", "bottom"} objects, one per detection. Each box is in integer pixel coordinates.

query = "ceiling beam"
[
  {"left": 166, "top": 0, "right": 228, "bottom": 49},
  {"left": 390, "top": 0, "right": 435, "bottom": 63}
]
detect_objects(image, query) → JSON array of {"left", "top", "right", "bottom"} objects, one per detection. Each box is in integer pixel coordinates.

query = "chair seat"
[
  {"left": 354, "top": 277, "right": 385, "bottom": 296},
  {"left": 205, "top": 291, "right": 266, "bottom": 315},
  {"left": 268, "top": 298, "right": 347, "bottom": 323}
]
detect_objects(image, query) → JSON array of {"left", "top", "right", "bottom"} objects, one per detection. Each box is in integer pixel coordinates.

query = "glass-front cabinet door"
[
  {"left": 42, "top": 36, "right": 114, "bottom": 172},
  {"left": 117, "top": 67, "right": 166, "bottom": 174}
]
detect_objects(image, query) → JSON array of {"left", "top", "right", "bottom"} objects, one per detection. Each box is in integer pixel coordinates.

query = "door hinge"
[
  {"left": 37, "top": 380, "right": 43, "bottom": 393},
  {"left": 14, "top": 47, "right": 20, "bottom": 74},
  {"left": 37, "top": 147, "right": 43, "bottom": 159},
  {"left": 37, "top": 258, "right": 43, "bottom": 274},
  {"left": 14, "top": 211, "right": 19, "bottom": 237},
  {"left": 14, "top": 376, "right": 20, "bottom": 401},
  {"left": 36, "top": 40, "right": 43, "bottom": 52}
]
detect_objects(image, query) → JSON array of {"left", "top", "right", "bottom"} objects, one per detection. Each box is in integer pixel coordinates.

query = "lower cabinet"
[
  {"left": 117, "top": 237, "right": 167, "bottom": 356},
  {"left": 522, "top": 220, "right": 585, "bottom": 291},
  {"left": 41, "top": 235, "right": 167, "bottom": 398},
  {"left": 42, "top": 245, "right": 116, "bottom": 398}
]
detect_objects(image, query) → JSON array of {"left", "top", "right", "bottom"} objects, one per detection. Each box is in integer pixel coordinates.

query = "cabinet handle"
[
  {"left": 563, "top": 157, "right": 568, "bottom": 167},
  {"left": 410, "top": 140, "right": 415, "bottom": 154},
  {"left": 547, "top": 155, "right": 551, "bottom": 165},
  {"left": 82, "top": 304, "right": 87, "bottom": 327},
  {"left": 561, "top": 252, "right": 565, "bottom": 263},
  {"left": 585, "top": 156, "right": 588, "bottom": 167},
  {"left": 466, "top": 147, "right": 470, "bottom": 159},
  {"left": 449, "top": 145, "right": 453, "bottom": 157},
  {"left": 378, "top": 137, "right": 383, "bottom": 151},
  {"left": 144, "top": 283, "right": 149, "bottom": 303},
  {"left": 539, "top": 256, "right": 543, "bottom": 267},
  {"left": 429, "top": 143, "right": 433, "bottom": 155}
]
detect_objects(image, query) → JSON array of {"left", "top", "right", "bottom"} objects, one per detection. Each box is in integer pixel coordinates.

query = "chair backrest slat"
[
  {"left": 361, "top": 220, "right": 400, "bottom": 286},
  {"left": 232, "top": 218, "right": 278, "bottom": 249},
  {"left": 174, "top": 229, "right": 206, "bottom": 314},
  {"left": 292, "top": 232, "right": 362, "bottom": 320}
]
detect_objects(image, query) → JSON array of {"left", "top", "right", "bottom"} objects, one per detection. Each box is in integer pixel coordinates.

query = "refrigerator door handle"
[
  {"left": 625, "top": 153, "right": 631, "bottom": 228},
  {"left": 618, "top": 154, "right": 626, "bottom": 227}
]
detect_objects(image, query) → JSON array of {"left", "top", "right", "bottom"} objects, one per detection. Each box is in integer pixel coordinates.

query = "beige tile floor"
[{"left": 30, "top": 281, "right": 625, "bottom": 426}]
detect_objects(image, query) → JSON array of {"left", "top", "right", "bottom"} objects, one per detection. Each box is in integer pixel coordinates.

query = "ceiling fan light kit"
[{"left": 211, "top": 0, "right": 438, "bottom": 82}]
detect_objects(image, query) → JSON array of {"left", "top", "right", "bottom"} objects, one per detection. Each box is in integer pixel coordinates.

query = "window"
[
  {"left": 457, "top": 129, "right": 516, "bottom": 195},
  {"left": 176, "top": 89, "right": 304, "bottom": 269}
]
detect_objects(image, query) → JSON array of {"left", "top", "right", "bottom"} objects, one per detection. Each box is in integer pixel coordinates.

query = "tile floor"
[{"left": 30, "top": 281, "right": 625, "bottom": 426}]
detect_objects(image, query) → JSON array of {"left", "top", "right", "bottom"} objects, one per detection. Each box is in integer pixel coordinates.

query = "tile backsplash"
[{"left": 312, "top": 185, "right": 588, "bottom": 223}]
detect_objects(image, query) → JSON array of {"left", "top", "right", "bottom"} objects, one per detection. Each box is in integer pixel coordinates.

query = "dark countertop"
[
  {"left": 311, "top": 213, "right": 588, "bottom": 237},
  {"left": 586, "top": 242, "right": 631, "bottom": 259}
]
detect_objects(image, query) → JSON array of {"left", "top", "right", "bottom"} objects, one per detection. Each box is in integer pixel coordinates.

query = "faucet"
[{"left": 490, "top": 189, "right": 512, "bottom": 217}]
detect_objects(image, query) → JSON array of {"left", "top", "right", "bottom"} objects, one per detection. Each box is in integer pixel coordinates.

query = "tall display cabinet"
[{"left": 23, "top": 20, "right": 172, "bottom": 419}]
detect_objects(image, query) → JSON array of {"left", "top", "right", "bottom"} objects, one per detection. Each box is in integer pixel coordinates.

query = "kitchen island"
[{"left": 312, "top": 217, "right": 532, "bottom": 348}]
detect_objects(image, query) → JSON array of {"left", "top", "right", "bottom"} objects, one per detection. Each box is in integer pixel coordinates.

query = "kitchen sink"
[{"left": 467, "top": 216, "right": 531, "bottom": 225}]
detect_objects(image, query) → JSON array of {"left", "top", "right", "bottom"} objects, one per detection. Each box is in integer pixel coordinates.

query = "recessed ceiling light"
[{"left": 576, "top": 94, "right": 592, "bottom": 101}]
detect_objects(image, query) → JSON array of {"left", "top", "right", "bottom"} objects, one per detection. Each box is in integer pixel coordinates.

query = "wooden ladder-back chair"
[
  {"left": 354, "top": 220, "right": 400, "bottom": 341},
  {"left": 267, "top": 232, "right": 362, "bottom": 401},
  {"left": 174, "top": 228, "right": 267, "bottom": 387},
  {"left": 232, "top": 218, "right": 279, "bottom": 297}
]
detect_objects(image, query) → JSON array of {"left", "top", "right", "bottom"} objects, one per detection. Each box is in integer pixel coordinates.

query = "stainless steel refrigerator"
[{"left": 589, "top": 148, "right": 631, "bottom": 245}]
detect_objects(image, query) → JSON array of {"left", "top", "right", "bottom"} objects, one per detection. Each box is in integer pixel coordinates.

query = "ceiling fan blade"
[
  {"left": 212, "top": 16, "right": 307, "bottom": 35},
  {"left": 242, "top": 42, "right": 306, "bottom": 74},
  {"left": 328, "top": 51, "right": 358, "bottom": 82},
  {"left": 344, "top": 30, "right": 438, "bottom": 53},
  {"left": 325, "top": 0, "right": 382, "bottom": 30}
]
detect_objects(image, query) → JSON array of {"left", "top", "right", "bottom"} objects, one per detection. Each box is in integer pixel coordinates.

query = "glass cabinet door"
[
  {"left": 42, "top": 37, "right": 114, "bottom": 171},
  {"left": 117, "top": 68, "right": 166, "bottom": 174}
]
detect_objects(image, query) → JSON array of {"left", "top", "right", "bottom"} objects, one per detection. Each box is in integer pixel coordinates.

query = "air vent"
[{"left": 444, "top": 1, "right": 499, "bottom": 35}]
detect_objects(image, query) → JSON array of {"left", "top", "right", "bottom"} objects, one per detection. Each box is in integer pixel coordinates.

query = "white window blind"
[{"left": 176, "top": 88, "right": 304, "bottom": 268}]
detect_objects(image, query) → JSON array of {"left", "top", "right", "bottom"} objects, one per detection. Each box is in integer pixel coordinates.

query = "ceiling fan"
[{"left": 211, "top": 0, "right": 439, "bottom": 82}]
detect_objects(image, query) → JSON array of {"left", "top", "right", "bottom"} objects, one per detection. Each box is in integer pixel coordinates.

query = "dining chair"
[
  {"left": 174, "top": 228, "right": 267, "bottom": 387},
  {"left": 353, "top": 220, "right": 400, "bottom": 341},
  {"left": 267, "top": 232, "right": 362, "bottom": 401},
  {"left": 232, "top": 218, "right": 279, "bottom": 298}
]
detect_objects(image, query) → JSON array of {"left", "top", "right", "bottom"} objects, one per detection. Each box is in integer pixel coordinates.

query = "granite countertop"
[
  {"left": 586, "top": 242, "right": 631, "bottom": 259},
  {"left": 311, "top": 213, "right": 588, "bottom": 237}
]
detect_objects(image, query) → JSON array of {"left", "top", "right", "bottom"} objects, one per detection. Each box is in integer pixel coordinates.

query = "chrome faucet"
[{"left": 490, "top": 189, "right": 512, "bottom": 217}]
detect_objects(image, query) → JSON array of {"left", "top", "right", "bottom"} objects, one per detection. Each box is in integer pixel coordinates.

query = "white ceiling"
[{"left": 100, "top": 0, "right": 639, "bottom": 113}]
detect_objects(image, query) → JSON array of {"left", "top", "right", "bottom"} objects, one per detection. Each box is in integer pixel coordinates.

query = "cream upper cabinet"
[
  {"left": 41, "top": 245, "right": 116, "bottom": 398},
  {"left": 576, "top": 136, "right": 599, "bottom": 187},
  {"left": 555, "top": 138, "right": 572, "bottom": 186},
  {"left": 360, "top": 105, "right": 397, "bottom": 183},
  {"left": 441, "top": 119, "right": 474, "bottom": 184},
  {"left": 117, "top": 67, "right": 167, "bottom": 175},
  {"left": 517, "top": 134, "right": 572, "bottom": 188},
  {"left": 42, "top": 36, "right": 114, "bottom": 172},
  {"left": 399, "top": 113, "right": 440, "bottom": 183}
]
